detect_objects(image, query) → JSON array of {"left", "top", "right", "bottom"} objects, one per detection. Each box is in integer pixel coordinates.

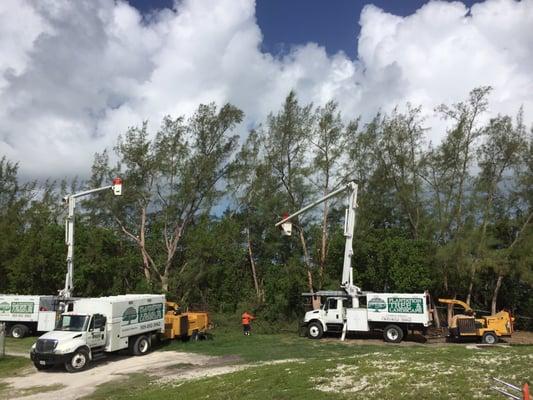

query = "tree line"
[{"left": 1, "top": 87, "right": 532, "bottom": 327}]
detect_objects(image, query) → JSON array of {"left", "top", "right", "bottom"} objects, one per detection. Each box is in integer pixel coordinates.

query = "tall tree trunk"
[
  {"left": 431, "top": 297, "right": 441, "bottom": 329},
  {"left": 491, "top": 274, "right": 503, "bottom": 315},
  {"left": 161, "top": 275, "right": 169, "bottom": 293},
  {"left": 318, "top": 199, "right": 329, "bottom": 289},
  {"left": 140, "top": 249, "right": 151, "bottom": 281},
  {"left": 298, "top": 228, "right": 319, "bottom": 309},
  {"left": 246, "top": 227, "right": 262, "bottom": 302},
  {"left": 466, "top": 266, "right": 475, "bottom": 306}
]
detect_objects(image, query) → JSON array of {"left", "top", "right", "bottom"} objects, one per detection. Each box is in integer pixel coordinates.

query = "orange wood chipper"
[
  {"left": 163, "top": 302, "right": 209, "bottom": 340},
  {"left": 438, "top": 298, "right": 513, "bottom": 344}
]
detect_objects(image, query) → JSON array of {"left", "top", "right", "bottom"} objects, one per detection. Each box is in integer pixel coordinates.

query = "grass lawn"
[
  {"left": 0, "top": 355, "right": 33, "bottom": 399},
  {"left": 85, "top": 329, "right": 533, "bottom": 400},
  {"left": 4, "top": 337, "right": 35, "bottom": 354},
  {"left": 0, "top": 356, "right": 31, "bottom": 378}
]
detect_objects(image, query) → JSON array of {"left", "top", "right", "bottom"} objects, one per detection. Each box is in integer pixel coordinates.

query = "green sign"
[
  {"left": 122, "top": 307, "right": 137, "bottom": 325},
  {"left": 368, "top": 297, "right": 387, "bottom": 312},
  {"left": 11, "top": 302, "right": 34, "bottom": 314},
  {"left": 387, "top": 298, "right": 423, "bottom": 314},
  {"left": 0, "top": 302, "right": 10, "bottom": 313},
  {"left": 138, "top": 303, "right": 163, "bottom": 323}
]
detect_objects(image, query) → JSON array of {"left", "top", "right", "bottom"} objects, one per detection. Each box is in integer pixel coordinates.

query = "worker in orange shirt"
[{"left": 241, "top": 311, "right": 256, "bottom": 336}]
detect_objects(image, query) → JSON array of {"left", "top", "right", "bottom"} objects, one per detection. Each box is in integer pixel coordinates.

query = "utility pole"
[{"left": 60, "top": 178, "right": 123, "bottom": 298}]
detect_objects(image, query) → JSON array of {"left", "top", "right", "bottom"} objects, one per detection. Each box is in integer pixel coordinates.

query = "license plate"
[{"left": 39, "top": 361, "right": 46, "bottom": 365}]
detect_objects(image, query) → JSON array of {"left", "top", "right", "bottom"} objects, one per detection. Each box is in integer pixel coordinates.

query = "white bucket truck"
[
  {"left": 0, "top": 295, "right": 61, "bottom": 338},
  {"left": 276, "top": 182, "right": 433, "bottom": 343},
  {"left": 302, "top": 291, "right": 432, "bottom": 342},
  {"left": 30, "top": 294, "right": 164, "bottom": 372}
]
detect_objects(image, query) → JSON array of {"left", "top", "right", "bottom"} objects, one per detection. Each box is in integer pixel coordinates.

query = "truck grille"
[{"left": 36, "top": 339, "right": 58, "bottom": 353}]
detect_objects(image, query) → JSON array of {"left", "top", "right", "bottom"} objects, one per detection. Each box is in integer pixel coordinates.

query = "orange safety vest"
[{"left": 241, "top": 312, "right": 255, "bottom": 325}]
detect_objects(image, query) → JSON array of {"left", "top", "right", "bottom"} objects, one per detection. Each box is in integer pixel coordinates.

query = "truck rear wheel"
[
  {"left": 307, "top": 322, "right": 323, "bottom": 339},
  {"left": 132, "top": 335, "right": 151, "bottom": 356},
  {"left": 383, "top": 324, "right": 404, "bottom": 343},
  {"left": 10, "top": 324, "right": 29, "bottom": 339},
  {"left": 65, "top": 348, "right": 90, "bottom": 373}
]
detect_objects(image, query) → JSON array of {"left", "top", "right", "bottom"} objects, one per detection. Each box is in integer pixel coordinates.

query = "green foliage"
[{"left": 0, "top": 88, "right": 532, "bottom": 326}]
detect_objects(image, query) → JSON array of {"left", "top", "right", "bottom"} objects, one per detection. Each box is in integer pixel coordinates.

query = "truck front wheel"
[
  {"left": 307, "top": 322, "right": 323, "bottom": 339},
  {"left": 132, "top": 335, "right": 151, "bottom": 356},
  {"left": 383, "top": 324, "right": 404, "bottom": 343},
  {"left": 65, "top": 348, "right": 90, "bottom": 373},
  {"left": 10, "top": 324, "right": 29, "bottom": 339}
]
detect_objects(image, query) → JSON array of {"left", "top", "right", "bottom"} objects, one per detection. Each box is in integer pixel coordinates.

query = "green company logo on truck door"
[
  {"left": 368, "top": 297, "right": 387, "bottom": 312},
  {"left": 11, "top": 302, "right": 34, "bottom": 314},
  {"left": 138, "top": 303, "right": 163, "bottom": 323},
  {"left": 0, "top": 302, "right": 10, "bottom": 313},
  {"left": 387, "top": 298, "right": 423, "bottom": 314}
]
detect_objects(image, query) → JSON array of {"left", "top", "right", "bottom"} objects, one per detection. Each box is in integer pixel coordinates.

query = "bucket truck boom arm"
[
  {"left": 60, "top": 178, "right": 123, "bottom": 298},
  {"left": 275, "top": 181, "right": 360, "bottom": 298}
]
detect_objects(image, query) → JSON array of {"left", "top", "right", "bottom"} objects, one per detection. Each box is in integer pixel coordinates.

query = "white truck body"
[
  {"left": 0, "top": 295, "right": 61, "bottom": 336},
  {"left": 31, "top": 294, "right": 165, "bottom": 372},
  {"left": 71, "top": 294, "right": 165, "bottom": 352}
]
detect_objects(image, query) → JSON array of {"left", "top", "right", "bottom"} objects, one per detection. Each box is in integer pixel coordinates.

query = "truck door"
[
  {"left": 324, "top": 298, "right": 343, "bottom": 325},
  {"left": 87, "top": 314, "right": 107, "bottom": 349}
]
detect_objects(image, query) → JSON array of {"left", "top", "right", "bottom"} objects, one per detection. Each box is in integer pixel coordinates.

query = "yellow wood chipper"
[
  {"left": 163, "top": 302, "right": 209, "bottom": 341},
  {"left": 438, "top": 298, "right": 514, "bottom": 344}
]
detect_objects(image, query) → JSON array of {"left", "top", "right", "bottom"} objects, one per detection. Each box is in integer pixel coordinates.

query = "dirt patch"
[
  {"left": 507, "top": 330, "right": 533, "bottom": 345},
  {"left": 1, "top": 351, "right": 303, "bottom": 400},
  {"left": 2, "top": 351, "right": 218, "bottom": 400},
  {"left": 320, "top": 329, "right": 533, "bottom": 346},
  {"left": 156, "top": 358, "right": 304, "bottom": 385}
]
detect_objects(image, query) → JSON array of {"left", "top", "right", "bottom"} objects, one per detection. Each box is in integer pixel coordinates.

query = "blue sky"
[{"left": 129, "top": 0, "right": 486, "bottom": 56}]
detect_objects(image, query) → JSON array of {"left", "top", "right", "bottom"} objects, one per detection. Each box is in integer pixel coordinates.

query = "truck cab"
[
  {"left": 30, "top": 294, "right": 165, "bottom": 373},
  {"left": 303, "top": 294, "right": 352, "bottom": 338},
  {"left": 30, "top": 312, "right": 107, "bottom": 372}
]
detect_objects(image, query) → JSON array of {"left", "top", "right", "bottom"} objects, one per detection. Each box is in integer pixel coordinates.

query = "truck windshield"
[{"left": 56, "top": 315, "right": 90, "bottom": 332}]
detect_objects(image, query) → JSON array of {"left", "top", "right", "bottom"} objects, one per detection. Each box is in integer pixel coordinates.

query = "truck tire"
[
  {"left": 10, "top": 324, "right": 29, "bottom": 339},
  {"left": 481, "top": 332, "right": 498, "bottom": 345},
  {"left": 65, "top": 348, "right": 90, "bottom": 373},
  {"left": 307, "top": 322, "right": 323, "bottom": 339},
  {"left": 383, "top": 324, "right": 404, "bottom": 343},
  {"left": 132, "top": 335, "right": 151, "bottom": 356}
]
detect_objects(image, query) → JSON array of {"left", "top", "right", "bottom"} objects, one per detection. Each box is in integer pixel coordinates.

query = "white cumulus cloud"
[{"left": 0, "top": 0, "right": 532, "bottom": 180}]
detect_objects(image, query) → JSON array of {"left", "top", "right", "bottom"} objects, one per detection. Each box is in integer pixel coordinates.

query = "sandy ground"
[
  {"left": 4, "top": 351, "right": 217, "bottom": 400},
  {"left": 2, "top": 351, "right": 303, "bottom": 400}
]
